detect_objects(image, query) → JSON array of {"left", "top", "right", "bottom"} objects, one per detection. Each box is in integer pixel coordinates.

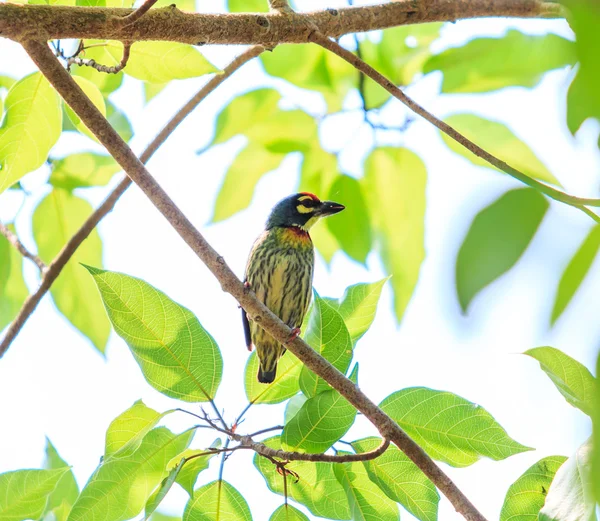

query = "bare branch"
[
  {"left": 67, "top": 42, "right": 131, "bottom": 74},
  {"left": 117, "top": 0, "right": 159, "bottom": 27},
  {"left": 268, "top": 0, "right": 292, "bottom": 12},
  {"left": 310, "top": 32, "right": 600, "bottom": 222},
  {"left": 0, "top": 222, "right": 46, "bottom": 271},
  {"left": 21, "top": 38, "right": 487, "bottom": 521},
  {"left": 198, "top": 410, "right": 391, "bottom": 463},
  {"left": 249, "top": 437, "right": 391, "bottom": 463},
  {"left": 0, "top": 45, "right": 264, "bottom": 359},
  {"left": 1, "top": 1, "right": 563, "bottom": 45}
]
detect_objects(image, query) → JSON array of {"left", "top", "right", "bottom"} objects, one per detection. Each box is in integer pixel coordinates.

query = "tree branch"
[
  {"left": 0, "top": 1, "right": 563, "bottom": 45},
  {"left": 0, "top": 222, "right": 46, "bottom": 271},
  {"left": 310, "top": 32, "right": 600, "bottom": 222},
  {"left": 21, "top": 39, "right": 487, "bottom": 521},
  {"left": 0, "top": 45, "right": 264, "bottom": 359},
  {"left": 66, "top": 42, "right": 131, "bottom": 74}
]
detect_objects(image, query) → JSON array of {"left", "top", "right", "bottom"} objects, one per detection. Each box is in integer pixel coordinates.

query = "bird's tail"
[
  {"left": 258, "top": 366, "right": 277, "bottom": 384},
  {"left": 257, "top": 344, "right": 282, "bottom": 384}
]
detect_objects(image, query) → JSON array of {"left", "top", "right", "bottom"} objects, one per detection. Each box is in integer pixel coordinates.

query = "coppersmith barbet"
[{"left": 243, "top": 193, "right": 345, "bottom": 383}]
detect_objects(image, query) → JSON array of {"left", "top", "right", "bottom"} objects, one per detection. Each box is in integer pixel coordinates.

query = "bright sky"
[{"left": 1, "top": 1, "right": 599, "bottom": 520}]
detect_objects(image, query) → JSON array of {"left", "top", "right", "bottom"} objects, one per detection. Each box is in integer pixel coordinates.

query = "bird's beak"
[{"left": 319, "top": 200, "right": 345, "bottom": 216}]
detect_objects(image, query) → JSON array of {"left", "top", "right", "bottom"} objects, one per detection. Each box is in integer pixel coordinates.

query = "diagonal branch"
[
  {"left": 21, "top": 38, "right": 487, "bottom": 521},
  {"left": 310, "top": 32, "right": 600, "bottom": 222},
  {"left": 0, "top": 222, "right": 46, "bottom": 271},
  {"left": 0, "top": 45, "right": 264, "bottom": 359},
  {"left": 0, "top": 1, "right": 563, "bottom": 45}
]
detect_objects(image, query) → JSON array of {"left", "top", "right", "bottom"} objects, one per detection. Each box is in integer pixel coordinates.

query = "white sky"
[{"left": 1, "top": 1, "right": 599, "bottom": 520}]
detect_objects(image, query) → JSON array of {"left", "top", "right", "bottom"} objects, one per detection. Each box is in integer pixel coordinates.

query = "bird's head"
[{"left": 266, "top": 192, "right": 345, "bottom": 230}]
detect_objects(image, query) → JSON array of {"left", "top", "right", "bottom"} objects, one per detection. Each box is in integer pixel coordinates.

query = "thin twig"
[
  {"left": 117, "top": 0, "right": 159, "bottom": 27},
  {"left": 248, "top": 425, "right": 284, "bottom": 437},
  {"left": 268, "top": 0, "right": 292, "bottom": 12},
  {"left": 67, "top": 43, "right": 131, "bottom": 74},
  {"left": 22, "top": 39, "right": 487, "bottom": 521},
  {"left": 310, "top": 32, "right": 600, "bottom": 222},
  {"left": 0, "top": 45, "right": 264, "bottom": 359},
  {"left": 0, "top": 222, "right": 46, "bottom": 271}
]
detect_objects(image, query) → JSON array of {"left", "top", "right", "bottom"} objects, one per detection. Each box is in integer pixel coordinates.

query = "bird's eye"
[{"left": 297, "top": 196, "right": 318, "bottom": 207}]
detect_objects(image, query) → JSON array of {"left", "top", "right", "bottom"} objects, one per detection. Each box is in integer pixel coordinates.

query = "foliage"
[{"left": 1, "top": 2, "right": 599, "bottom": 521}]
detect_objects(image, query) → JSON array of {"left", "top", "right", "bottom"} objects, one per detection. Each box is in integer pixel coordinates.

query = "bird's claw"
[{"left": 287, "top": 327, "right": 301, "bottom": 343}]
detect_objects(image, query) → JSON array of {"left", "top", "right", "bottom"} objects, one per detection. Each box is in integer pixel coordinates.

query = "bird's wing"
[{"left": 242, "top": 285, "right": 253, "bottom": 351}]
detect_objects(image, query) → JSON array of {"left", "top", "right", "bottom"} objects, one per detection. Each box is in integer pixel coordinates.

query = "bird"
[{"left": 243, "top": 192, "right": 345, "bottom": 384}]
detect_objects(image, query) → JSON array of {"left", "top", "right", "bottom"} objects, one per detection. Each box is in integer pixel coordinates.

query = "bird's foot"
[{"left": 287, "top": 327, "right": 301, "bottom": 343}]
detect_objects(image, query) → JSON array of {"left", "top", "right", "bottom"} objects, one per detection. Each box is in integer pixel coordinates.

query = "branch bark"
[
  {"left": 0, "top": 45, "right": 264, "bottom": 358},
  {"left": 310, "top": 32, "right": 600, "bottom": 222},
  {"left": 0, "top": 1, "right": 562, "bottom": 44},
  {"left": 21, "top": 39, "right": 487, "bottom": 521},
  {"left": 0, "top": 221, "right": 46, "bottom": 271}
]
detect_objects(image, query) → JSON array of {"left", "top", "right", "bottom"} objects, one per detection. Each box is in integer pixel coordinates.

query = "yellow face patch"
[
  {"left": 296, "top": 204, "right": 316, "bottom": 214},
  {"left": 298, "top": 195, "right": 314, "bottom": 202},
  {"left": 302, "top": 215, "right": 321, "bottom": 230}
]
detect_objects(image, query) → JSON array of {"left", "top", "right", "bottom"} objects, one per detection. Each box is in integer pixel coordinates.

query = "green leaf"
[
  {"left": 254, "top": 436, "right": 350, "bottom": 520},
  {"left": 564, "top": 0, "right": 600, "bottom": 138},
  {"left": 285, "top": 394, "right": 308, "bottom": 425},
  {"left": 72, "top": 40, "right": 123, "bottom": 94},
  {"left": 183, "top": 480, "right": 251, "bottom": 521},
  {"left": 424, "top": 30, "right": 575, "bottom": 93},
  {"left": 65, "top": 76, "right": 106, "bottom": 142},
  {"left": 106, "top": 101, "right": 134, "bottom": 142},
  {"left": 551, "top": 225, "right": 600, "bottom": 324},
  {"left": 0, "top": 75, "right": 16, "bottom": 92},
  {"left": 0, "top": 468, "right": 70, "bottom": 521},
  {"left": 212, "top": 143, "right": 285, "bottom": 222},
  {"left": 352, "top": 437, "right": 439, "bottom": 521},
  {"left": 334, "top": 278, "right": 388, "bottom": 344},
  {"left": 500, "top": 455, "right": 567, "bottom": 521},
  {"left": 144, "top": 458, "right": 185, "bottom": 520},
  {"left": 261, "top": 45, "right": 355, "bottom": 113},
  {"left": 49, "top": 153, "right": 121, "bottom": 190},
  {"left": 299, "top": 294, "right": 353, "bottom": 397},
  {"left": 440, "top": 114, "right": 560, "bottom": 185},
  {"left": 0, "top": 224, "right": 28, "bottom": 331},
  {"left": 227, "top": 0, "right": 267, "bottom": 12},
  {"left": 68, "top": 427, "right": 193, "bottom": 521},
  {"left": 524, "top": 346, "right": 597, "bottom": 416},
  {"left": 361, "top": 23, "right": 441, "bottom": 108},
  {"left": 380, "top": 387, "right": 532, "bottom": 467},
  {"left": 211, "top": 88, "right": 281, "bottom": 146},
  {"left": 594, "top": 351, "right": 600, "bottom": 503},
  {"left": 539, "top": 439, "right": 596, "bottom": 521},
  {"left": 144, "top": 82, "right": 168, "bottom": 103},
  {"left": 85, "top": 266, "right": 223, "bottom": 402},
  {"left": 326, "top": 174, "right": 372, "bottom": 264},
  {"left": 269, "top": 505, "right": 309, "bottom": 521},
  {"left": 107, "top": 41, "right": 218, "bottom": 83},
  {"left": 105, "top": 400, "right": 174, "bottom": 458},
  {"left": 245, "top": 110, "right": 317, "bottom": 154},
  {"left": 282, "top": 384, "right": 357, "bottom": 453},
  {"left": 171, "top": 442, "right": 220, "bottom": 496},
  {"left": 363, "top": 147, "right": 426, "bottom": 322},
  {"left": 41, "top": 440, "right": 80, "bottom": 521},
  {"left": 245, "top": 351, "right": 302, "bottom": 404},
  {"left": 456, "top": 188, "right": 548, "bottom": 312},
  {"left": 33, "top": 189, "right": 110, "bottom": 353},
  {"left": 0, "top": 72, "right": 62, "bottom": 194},
  {"left": 333, "top": 456, "right": 400, "bottom": 521}
]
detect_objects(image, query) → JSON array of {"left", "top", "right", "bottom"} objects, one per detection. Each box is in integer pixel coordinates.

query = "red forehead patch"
[{"left": 298, "top": 192, "right": 319, "bottom": 201}]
